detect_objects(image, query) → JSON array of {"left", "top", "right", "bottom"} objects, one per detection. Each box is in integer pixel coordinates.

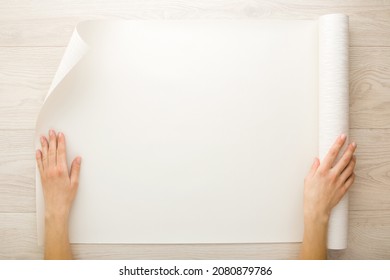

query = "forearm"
[
  {"left": 299, "top": 215, "right": 329, "bottom": 260},
  {"left": 44, "top": 215, "right": 73, "bottom": 260}
]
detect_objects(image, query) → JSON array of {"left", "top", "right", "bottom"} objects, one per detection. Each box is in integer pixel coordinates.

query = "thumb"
[{"left": 70, "top": 156, "right": 82, "bottom": 187}]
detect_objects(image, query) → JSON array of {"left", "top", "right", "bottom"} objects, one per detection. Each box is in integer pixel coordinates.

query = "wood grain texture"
[
  {"left": 350, "top": 47, "right": 390, "bottom": 128},
  {"left": 0, "top": 47, "right": 64, "bottom": 130},
  {"left": 0, "top": 0, "right": 389, "bottom": 260},
  {"left": 330, "top": 210, "right": 390, "bottom": 260},
  {"left": 0, "top": 1, "right": 390, "bottom": 47},
  {"left": 349, "top": 129, "right": 390, "bottom": 211},
  {"left": 0, "top": 213, "right": 42, "bottom": 259},
  {"left": 0, "top": 130, "right": 35, "bottom": 213}
]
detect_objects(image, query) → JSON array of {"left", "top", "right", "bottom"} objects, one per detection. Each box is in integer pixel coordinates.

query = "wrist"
[
  {"left": 45, "top": 211, "right": 69, "bottom": 227},
  {"left": 304, "top": 209, "right": 330, "bottom": 227}
]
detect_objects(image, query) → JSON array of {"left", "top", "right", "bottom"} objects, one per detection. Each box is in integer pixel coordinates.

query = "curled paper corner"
[
  {"left": 46, "top": 23, "right": 90, "bottom": 100},
  {"left": 36, "top": 22, "right": 90, "bottom": 138}
]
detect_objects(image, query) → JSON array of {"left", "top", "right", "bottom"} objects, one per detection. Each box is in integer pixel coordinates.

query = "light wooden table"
[{"left": 0, "top": 0, "right": 389, "bottom": 260}]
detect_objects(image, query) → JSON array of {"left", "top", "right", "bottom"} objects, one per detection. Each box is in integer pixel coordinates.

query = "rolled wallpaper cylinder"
[{"left": 319, "top": 14, "right": 349, "bottom": 249}]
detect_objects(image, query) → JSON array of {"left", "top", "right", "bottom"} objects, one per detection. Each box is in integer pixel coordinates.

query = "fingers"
[
  {"left": 321, "top": 134, "right": 347, "bottom": 170},
  {"left": 36, "top": 149, "right": 44, "bottom": 174},
  {"left": 342, "top": 172, "right": 355, "bottom": 192},
  {"left": 308, "top": 157, "right": 320, "bottom": 177},
  {"left": 333, "top": 142, "right": 357, "bottom": 175},
  {"left": 56, "top": 132, "right": 68, "bottom": 172},
  {"left": 339, "top": 156, "right": 356, "bottom": 183},
  {"left": 48, "top": 129, "right": 57, "bottom": 166},
  {"left": 40, "top": 136, "right": 49, "bottom": 168},
  {"left": 70, "top": 157, "right": 82, "bottom": 188}
]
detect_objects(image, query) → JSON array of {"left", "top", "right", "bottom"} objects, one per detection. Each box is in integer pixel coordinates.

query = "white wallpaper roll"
[
  {"left": 35, "top": 15, "right": 350, "bottom": 248},
  {"left": 319, "top": 14, "right": 350, "bottom": 250}
]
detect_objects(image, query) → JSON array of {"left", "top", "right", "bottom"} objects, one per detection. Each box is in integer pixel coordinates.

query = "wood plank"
[
  {"left": 350, "top": 47, "right": 390, "bottom": 128},
  {"left": 0, "top": 1, "right": 389, "bottom": 47},
  {"left": 349, "top": 129, "right": 390, "bottom": 211},
  {"left": 330, "top": 210, "right": 390, "bottom": 259},
  {"left": 0, "top": 213, "right": 42, "bottom": 259},
  {"left": 0, "top": 47, "right": 63, "bottom": 130},
  {"left": 0, "top": 130, "right": 35, "bottom": 213}
]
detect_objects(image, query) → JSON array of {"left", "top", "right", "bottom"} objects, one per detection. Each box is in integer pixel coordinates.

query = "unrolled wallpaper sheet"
[{"left": 35, "top": 14, "right": 349, "bottom": 249}]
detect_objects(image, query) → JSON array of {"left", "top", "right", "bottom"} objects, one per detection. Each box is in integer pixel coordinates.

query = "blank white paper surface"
[{"left": 35, "top": 17, "right": 348, "bottom": 246}]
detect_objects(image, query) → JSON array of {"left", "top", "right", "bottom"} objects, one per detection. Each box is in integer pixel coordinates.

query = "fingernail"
[
  {"left": 49, "top": 129, "right": 54, "bottom": 136},
  {"left": 76, "top": 157, "right": 82, "bottom": 164},
  {"left": 40, "top": 136, "right": 44, "bottom": 144},
  {"left": 36, "top": 150, "right": 41, "bottom": 158},
  {"left": 352, "top": 142, "right": 357, "bottom": 148},
  {"left": 340, "top": 134, "right": 347, "bottom": 141},
  {"left": 58, "top": 132, "right": 63, "bottom": 138}
]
